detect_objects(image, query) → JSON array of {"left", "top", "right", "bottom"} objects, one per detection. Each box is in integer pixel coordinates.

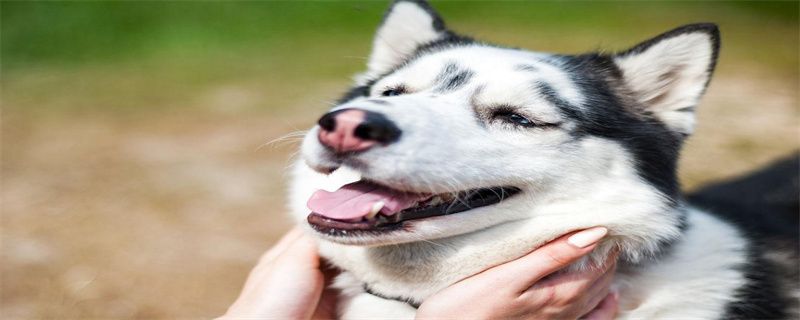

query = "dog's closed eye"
[
  {"left": 380, "top": 86, "right": 408, "bottom": 97},
  {"left": 490, "top": 108, "right": 561, "bottom": 130}
]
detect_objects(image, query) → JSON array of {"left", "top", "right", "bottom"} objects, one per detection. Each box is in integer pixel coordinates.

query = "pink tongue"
[{"left": 307, "top": 181, "right": 428, "bottom": 220}]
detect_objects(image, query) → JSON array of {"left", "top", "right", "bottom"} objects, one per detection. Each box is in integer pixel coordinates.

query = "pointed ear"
[
  {"left": 364, "top": 0, "right": 449, "bottom": 78},
  {"left": 614, "top": 23, "right": 720, "bottom": 135}
]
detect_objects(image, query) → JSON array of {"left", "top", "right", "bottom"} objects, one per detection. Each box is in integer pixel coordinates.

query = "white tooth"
[
  {"left": 429, "top": 196, "right": 442, "bottom": 206},
  {"left": 366, "top": 201, "right": 385, "bottom": 220},
  {"left": 322, "top": 166, "right": 362, "bottom": 192}
]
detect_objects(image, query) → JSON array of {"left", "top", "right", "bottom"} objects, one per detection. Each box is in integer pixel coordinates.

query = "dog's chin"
[
  {"left": 307, "top": 214, "right": 491, "bottom": 246},
  {"left": 309, "top": 224, "right": 430, "bottom": 246}
]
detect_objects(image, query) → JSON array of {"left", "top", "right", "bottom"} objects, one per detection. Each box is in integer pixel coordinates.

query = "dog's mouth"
[{"left": 306, "top": 179, "right": 520, "bottom": 236}]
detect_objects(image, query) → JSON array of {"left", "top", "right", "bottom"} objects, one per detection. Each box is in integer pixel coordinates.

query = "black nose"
[{"left": 317, "top": 108, "right": 402, "bottom": 144}]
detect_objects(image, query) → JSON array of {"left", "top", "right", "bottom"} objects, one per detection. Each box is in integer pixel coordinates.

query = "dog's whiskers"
[{"left": 257, "top": 130, "right": 308, "bottom": 151}]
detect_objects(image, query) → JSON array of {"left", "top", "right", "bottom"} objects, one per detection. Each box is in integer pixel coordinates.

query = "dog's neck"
[{"left": 322, "top": 193, "right": 687, "bottom": 302}]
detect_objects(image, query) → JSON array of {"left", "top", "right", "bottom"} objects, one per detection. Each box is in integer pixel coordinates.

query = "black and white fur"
[{"left": 288, "top": 1, "right": 799, "bottom": 318}]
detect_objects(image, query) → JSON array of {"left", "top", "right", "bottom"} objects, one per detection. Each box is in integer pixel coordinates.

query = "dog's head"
[{"left": 296, "top": 1, "right": 719, "bottom": 250}]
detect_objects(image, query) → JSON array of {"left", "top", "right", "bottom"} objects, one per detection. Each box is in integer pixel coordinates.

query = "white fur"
[
  {"left": 362, "top": 2, "right": 445, "bottom": 82},
  {"left": 617, "top": 208, "right": 748, "bottom": 319},
  {"left": 614, "top": 33, "right": 715, "bottom": 134},
  {"left": 333, "top": 272, "right": 418, "bottom": 319}
]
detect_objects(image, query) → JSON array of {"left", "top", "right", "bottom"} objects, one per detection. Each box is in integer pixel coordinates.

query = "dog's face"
[{"left": 295, "top": 1, "right": 719, "bottom": 247}]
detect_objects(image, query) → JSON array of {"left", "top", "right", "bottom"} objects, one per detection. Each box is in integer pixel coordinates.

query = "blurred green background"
[{"left": 2, "top": 1, "right": 798, "bottom": 318}]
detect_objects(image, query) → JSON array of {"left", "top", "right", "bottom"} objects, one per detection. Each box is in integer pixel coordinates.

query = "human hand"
[
  {"left": 416, "top": 227, "right": 619, "bottom": 320},
  {"left": 218, "top": 227, "right": 337, "bottom": 320},
  {"left": 220, "top": 226, "right": 618, "bottom": 320}
]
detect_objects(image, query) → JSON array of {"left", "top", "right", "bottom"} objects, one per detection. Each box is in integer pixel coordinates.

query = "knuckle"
[
  {"left": 544, "top": 249, "right": 572, "bottom": 266},
  {"left": 558, "top": 289, "right": 581, "bottom": 306},
  {"left": 538, "top": 284, "right": 559, "bottom": 306},
  {"left": 509, "top": 296, "right": 529, "bottom": 311}
]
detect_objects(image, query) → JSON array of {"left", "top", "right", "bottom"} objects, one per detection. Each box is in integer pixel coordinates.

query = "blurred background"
[{"left": 2, "top": 1, "right": 797, "bottom": 318}]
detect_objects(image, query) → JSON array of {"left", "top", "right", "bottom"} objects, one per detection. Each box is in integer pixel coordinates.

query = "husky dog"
[{"left": 288, "top": 1, "right": 798, "bottom": 318}]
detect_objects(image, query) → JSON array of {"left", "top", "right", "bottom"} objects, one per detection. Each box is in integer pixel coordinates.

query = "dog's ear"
[
  {"left": 613, "top": 23, "right": 720, "bottom": 135},
  {"left": 364, "top": 0, "right": 449, "bottom": 78}
]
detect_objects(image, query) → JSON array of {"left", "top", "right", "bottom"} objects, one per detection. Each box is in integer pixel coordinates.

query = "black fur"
[
  {"left": 515, "top": 64, "right": 539, "bottom": 73},
  {"left": 338, "top": 84, "right": 373, "bottom": 104},
  {"left": 535, "top": 81, "right": 576, "bottom": 116},
  {"left": 434, "top": 62, "right": 474, "bottom": 92},
  {"left": 689, "top": 153, "right": 799, "bottom": 239},
  {"left": 722, "top": 244, "right": 794, "bottom": 319},
  {"left": 363, "top": 283, "right": 421, "bottom": 309},
  {"left": 689, "top": 153, "right": 799, "bottom": 319},
  {"left": 335, "top": 37, "right": 473, "bottom": 105},
  {"left": 545, "top": 24, "right": 721, "bottom": 200},
  {"left": 367, "top": 99, "right": 391, "bottom": 106},
  {"left": 356, "top": 109, "right": 403, "bottom": 143},
  {"left": 555, "top": 53, "right": 684, "bottom": 201}
]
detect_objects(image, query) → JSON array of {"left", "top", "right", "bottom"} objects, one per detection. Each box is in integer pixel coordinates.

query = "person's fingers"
[
  {"left": 312, "top": 277, "right": 340, "bottom": 319},
  {"left": 236, "top": 232, "right": 324, "bottom": 319},
  {"left": 576, "top": 263, "right": 617, "bottom": 316},
  {"left": 475, "top": 227, "right": 608, "bottom": 293},
  {"left": 220, "top": 228, "right": 330, "bottom": 320},
  {"left": 523, "top": 257, "right": 614, "bottom": 307},
  {"left": 259, "top": 226, "right": 305, "bottom": 265},
  {"left": 310, "top": 257, "right": 341, "bottom": 319},
  {"left": 582, "top": 291, "right": 619, "bottom": 320},
  {"left": 269, "top": 232, "right": 325, "bottom": 320},
  {"left": 242, "top": 228, "right": 313, "bottom": 294},
  {"left": 275, "top": 230, "right": 321, "bottom": 268},
  {"left": 575, "top": 246, "right": 619, "bottom": 287},
  {"left": 527, "top": 245, "right": 618, "bottom": 294}
]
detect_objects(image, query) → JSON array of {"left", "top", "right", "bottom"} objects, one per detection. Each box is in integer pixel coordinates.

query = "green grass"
[
  {"left": 2, "top": 1, "right": 798, "bottom": 114},
  {"left": 3, "top": 1, "right": 797, "bottom": 67}
]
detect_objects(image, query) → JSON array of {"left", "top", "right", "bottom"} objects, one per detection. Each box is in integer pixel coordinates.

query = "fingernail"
[{"left": 567, "top": 227, "right": 608, "bottom": 248}]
